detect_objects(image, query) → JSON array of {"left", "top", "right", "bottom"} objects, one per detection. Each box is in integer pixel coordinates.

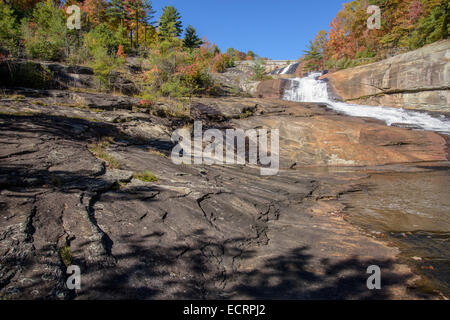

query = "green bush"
[
  {"left": 144, "top": 38, "right": 214, "bottom": 98},
  {"left": 91, "top": 45, "right": 125, "bottom": 89},
  {"left": 84, "top": 23, "right": 125, "bottom": 56},
  {"left": 160, "top": 77, "right": 190, "bottom": 98},
  {"left": 84, "top": 24, "right": 126, "bottom": 89},
  {"left": 0, "top": 2, "right": 20, "bottom": 57},
  {"left": 21, "top": 0, "right": 66, "bottom": 61},
  {"left": 251, "top": 58, "right": 269, "bottom": 81}
]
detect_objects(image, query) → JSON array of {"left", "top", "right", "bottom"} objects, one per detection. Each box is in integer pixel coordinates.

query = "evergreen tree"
[
  {"left": 0, "top": 1, "right": 19, "bottom": 56},
  {"left": 21, "top": 0, "right": 66, "bottom": 61},
  {"left": 124, "top": 0, "right": 155, "bottom": 48},
  {"left": 106, "top": 0, "right": 127, "bottom": 26},
  {"left": 183, "top": 25, "right": 203, "bottom": 48},
  {"left": 302, "top": 30, "right": 327, "bottom": 72},
  {"left": 141, "top": 0, "right": 156, "bottom": 44},
  {"left": 82, "top": 0, "right": 107, "bottom": 26},
  {"left": 158, "top": 6, "right": 183, "bottom": 40}
]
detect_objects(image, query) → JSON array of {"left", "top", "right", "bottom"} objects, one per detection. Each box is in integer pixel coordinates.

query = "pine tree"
[
  {"left": 106, "top": 0, "right": 127, "bottom": 26},
  {"left": 21, "top": 0, "right": 66, "bottom": 60},
  {"left": 0, "top": 2, "right": 19, "bottom": 56},
  {"left": 124, "top": 0, "right": 155, "bottom": 48},
  {"left": 141, "top": 0, "right": 156, "bottom": 44},
  {"left": 302, "top": 30, "right": 327, "bottom": 72},
  {"left": 183, "top": 25, "right": 203, "bottom": 48},
  {"left": 82, "top": 0, "right": 107, "bottom": 26},
  {"left": 158, "top": 6, "right": 183, "bottom": 41}
]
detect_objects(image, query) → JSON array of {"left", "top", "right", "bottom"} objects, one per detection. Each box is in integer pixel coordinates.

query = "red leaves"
[
  {"left": 116, "top": 45, "right": 126, "bottom": 58},
  {"left": 409, "top": 0, "right": 422, "bottom": 23},
  {"left": 138, "top": 99, "right": 154, "bottom": 107}
]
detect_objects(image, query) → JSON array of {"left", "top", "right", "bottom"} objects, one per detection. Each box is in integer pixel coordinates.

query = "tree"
[
  {"left": 106, "top": 0, "right": 127, "bottom": 27},
  {"left": 124, "top": 0, "right": 155, "bottom": 48},
  {"left": 246, "top": 50, "right": 255, "bottom": 60},
  {"left": 158, "top": 5, "right": 183, "bottom": 40},
  {"left": 302, "top": 30, "right": 327, "bottom": 72},
  {"left": 0, "top": 1, "right": 20, "bottom": 57},
  {"left": 183, "top": 25, "right": 203, "bottom": 48},
  {"left": 410, "top": 0, "right": 449, "bottom": 48},
  {"left": 81, "top": 0, "right": 107, "bottom": 27},
  {"left": 3, "top": 0, "right": 41, "bottom": 19},
  {"left": 21, "top": 0, "right": 66, "bottom": 61}
]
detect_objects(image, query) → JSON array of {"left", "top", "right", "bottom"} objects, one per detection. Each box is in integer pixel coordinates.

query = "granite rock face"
[
  {"left": 255, "top": 79, "right": 290, "bottom": 99},
  {"left": 0, "top": 91, "right": 447, "bottom": 300},
  {"left": 322, "top": 40, "right": 450, "bottom": 112},
  {"left": 0, "top": 60, "right": 139, "bottom": 95}
]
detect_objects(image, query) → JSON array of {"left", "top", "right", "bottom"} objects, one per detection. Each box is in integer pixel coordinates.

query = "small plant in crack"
[
  {"left": 133, "top": 170, "right": 158, "bottom": 182},
  {"left": 88, "top": 137, "right": 122, "bottom": 169},
  {"left": 59, "top": 245, "right": 72, "bottom": 267}
]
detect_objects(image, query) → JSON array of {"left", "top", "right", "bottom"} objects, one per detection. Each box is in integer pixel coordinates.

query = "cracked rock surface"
[{"left": 1, "top": 91, "right": 445, "bottom": 299}]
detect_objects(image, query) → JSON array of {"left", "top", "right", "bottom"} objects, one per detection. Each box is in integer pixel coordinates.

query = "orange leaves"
[
  {"left": 138, "top": 99, "right": 154, "bottom": 107},
  {"left": 81, "top": 0, "right": 107, "bottom": 26},
  {"left": 211, "top": 54, "right": 232, "bottom": 73},
  {"left": 176, "top": 62, "right": 200, "bottom": 77},
  {"left": 116, "top": 45, "right": 126, "bottom": 58}
]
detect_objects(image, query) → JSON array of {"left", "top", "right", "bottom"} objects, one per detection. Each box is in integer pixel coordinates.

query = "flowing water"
[
  {"left": 282, "top": 73, "right": 450, "bottom": 297},
  {"left": 283, "top": 73, "right": 450, "bottom": 135},
  {"left": 339, "top": 169, "right": 450, "bottom": 296}
]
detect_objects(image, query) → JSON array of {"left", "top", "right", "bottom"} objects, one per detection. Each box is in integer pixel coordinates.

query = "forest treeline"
[
  {"left": 302, "top": 0, "right": 449, "bottom": 72},
  {"left": 0, "top": 0, "right": 263, "bottom": 99}
]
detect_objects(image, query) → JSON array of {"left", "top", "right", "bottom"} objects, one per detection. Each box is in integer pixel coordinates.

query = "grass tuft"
[
  {"left": 88, "top": 137, "right": 121, "bottom": 169},
  {"left": 133, "top": 170, "right": 158, "bottom": 182},
  {"left": 59, "top": 245, "right": 72, "bottom": 267}
]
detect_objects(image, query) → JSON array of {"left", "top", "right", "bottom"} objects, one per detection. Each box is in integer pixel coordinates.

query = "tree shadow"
[
  {"left": 0, "top": 113, "right": 418, "bottom": 300},
  {"left": 68, "top": 231, "right": 415, "bottom": 300}
]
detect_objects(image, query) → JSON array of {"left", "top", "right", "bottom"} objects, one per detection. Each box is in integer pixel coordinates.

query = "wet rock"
[
  {"left": 322, "top": 40, "right": 450, "bottom": 112},
  {"left": 256, "top": 79, "right": 290, "bottom": 99}
]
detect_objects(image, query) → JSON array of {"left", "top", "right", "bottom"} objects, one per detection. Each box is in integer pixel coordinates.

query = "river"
[{"left": 282, "top": 72, "right": 450, "bottom": 298}]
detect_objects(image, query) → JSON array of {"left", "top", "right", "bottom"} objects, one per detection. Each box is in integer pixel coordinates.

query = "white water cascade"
[{"left": 283, "top": 73, "right": 450, "bottom": 134}]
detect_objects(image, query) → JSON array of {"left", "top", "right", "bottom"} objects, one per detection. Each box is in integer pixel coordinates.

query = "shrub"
[
  {"left": 21, "top": 0, "right": 66, "bottom": 61},
  {"left": 211, "top": 53, "right": 234, "bottom": 73},
  {"left": 88, "top": 139, "right": 122, "bottom": 169},
  {"left": 59, "top": 245, "right": 72, "bottom": 267},
  {"left": 251, "top": 58, "right": 269, "bottom": 81},
  {"left": 144, "top": 38, "right": 214, "bottom": 98},
  {"left": 91, "top": 45, "right": 125, "bottom": 89},
  {"left": 160, "top": 77, "right": 190, "bottom": 98},
  {"left": 85, "top": 25, "right": 126, "bottom": 90},
  {"left": 85, "top": 23, "right": 118, "bottom": 56},
  {"left": 0, "top": 2, "right": 20, "bottom": 57}
]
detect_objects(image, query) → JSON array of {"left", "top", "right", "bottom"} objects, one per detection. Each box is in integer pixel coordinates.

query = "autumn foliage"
[{"left": 302, "top": 0, "right": 449, "bottom": 72}]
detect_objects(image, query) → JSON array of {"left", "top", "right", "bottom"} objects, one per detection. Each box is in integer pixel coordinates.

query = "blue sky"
[{"left": 152, "top": 0, "right": 346, "bottom": 60}]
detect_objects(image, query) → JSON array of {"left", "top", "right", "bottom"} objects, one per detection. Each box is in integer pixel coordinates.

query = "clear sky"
[{"left": 152, "top": 0, "right": 346, "bottom": 60}]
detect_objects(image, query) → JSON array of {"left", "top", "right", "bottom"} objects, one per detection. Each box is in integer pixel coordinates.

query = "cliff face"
[
  {"left": 322, "top": 40, "right": 450, "bottom": 112},
  {"left": 255, "top": 79, "right": 290, "bottom": 99}
]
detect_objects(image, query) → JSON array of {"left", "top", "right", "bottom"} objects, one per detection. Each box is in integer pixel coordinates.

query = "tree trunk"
[
  {"left": 130, "top": 31, "right": 133, "bottom": 50},
  {"left": 136, "top": 12, "right": 139, "bottom": 49}
]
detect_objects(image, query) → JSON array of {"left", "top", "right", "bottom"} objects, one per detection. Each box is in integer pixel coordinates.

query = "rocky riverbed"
[{"left": 0, "top": 89, "right": 448, "bottom": 299}]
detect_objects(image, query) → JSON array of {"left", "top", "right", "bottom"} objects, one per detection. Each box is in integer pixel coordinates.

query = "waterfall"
[
  {"left": 283, "top": 73, "right": 450, "bottom": 134},
  {"left": 271, "top": 63, "right": 300, "bottom": 75}
]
